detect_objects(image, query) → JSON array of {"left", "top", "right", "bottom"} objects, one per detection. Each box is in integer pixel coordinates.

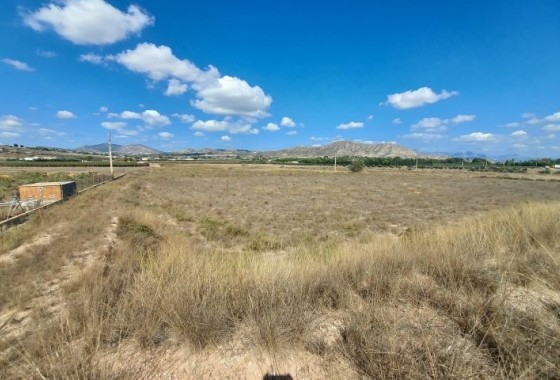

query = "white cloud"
[
  {"left": 367, "top": 115, "right": 374, "bottom": 120},
  {"left": 336, "top": 121, "right": 364, "bottom": 130},
  {"left": 158, "top": 131, "right": 174, "bottom": 139},
  {"left": 165, "top": 79, "right": 187, "bottom": 96},
  {"left": 0, "top": 115, "right": 24, "bottom": 130},
  {"left": 501, "top": 122, "right": 520, "bottom": 128},
  {"left": 512, "top": 143, "right": 528, "bottom": 150},
  {"left": 191, "top": 75, "right": 272, "bottom": 117},
  {"left": 56, "top": 110, "right": 76, "bottom": 119},
  {"left": 544, "top": 112, "right": 560, "bottom": 122},
  {"left": 392, "top": 118, "right": 402, "bottom": 125},
  {"left": 411, "top": 117, "right": 446, "bottom": 131},
  {"left": 191, "top": 119, "right": 229, "bottom": 132},
  {"left": 280, "top": 116, "right": 296, "bottom": 127},
  {"left": 114, "top": 109, "right": 170, "bottom": 126},
  {"left": 403, "top": 132, "right": 444, "bottom": 141},
  {"left": 527, "top": 118, "right": 541, "bottom": 125},
  {"left": 286, "top": 130, "right": 297, "bottom": 136},
  {"left": 455, "top": 132, "right": 495, "bottom": 142},
  {"left": 23, "top": 0, "right": 154, "bottom": 45},
  {"left": 99, "top": 106, "right": 108, "bottom": 112},
  {"left": 141, "top": 109, "right": 170, "bottom": 126},
  {"left": 193, "top": 131, "right": 205, "bottom": 137},
  {"left": 191, "top": 119, "right": 258, "bottom": 134},
  {"left": 79, "top": 53, "right": 105, "bottom": 65},
  {"left": 263, "top": 123, "right": 280, "bottom": 132},
  {"left": 120, "top": 110, "right": 140, "bottom": 119},
  {"left": 383, "top": 87, "right": 458, "bottom": 109},
  {"left": 310, "top": 136, "right": 328, "bottom": 141},
  {"left": 1, "top": 132, "right": 20, "bottom": 138},
  {"left": 511, "top": 130, "right": 527, "bottom": 137},
  {"left": 2, "top": 58, "right": 34, "bottom": 71},
  {"left": 543, "top": 124, "right": 560, "bottom": 132},
  {"left": 172, "top": 113, "right": 195, "bottom": 124},
  {"left": 113, "top": 43, "right": 217, "bottom": 83},
  {"left": 521, "top": 112, "right": 535, "bottom": 119},
  {"left": 101, "top": 121, "right": 127, "bottom": 129},
  {"left": 38, "top": 128, "right": 66, "bottom": 137},
  {"left": 113, "top": 43, "right": 271, "bottom": 118},
  {"left": 451, "top": 114, "right": 475, "bottom": 123},
  {"left": 36, "top": 49, "right": 57, "bottom": 58},
  {"left": 220, "top": 135, "right": 231, "bottom": 142}
]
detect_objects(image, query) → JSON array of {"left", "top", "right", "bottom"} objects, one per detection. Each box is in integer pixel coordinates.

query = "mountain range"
[{"left": 75, "top": 143, "right": 162, "bottom": 155}]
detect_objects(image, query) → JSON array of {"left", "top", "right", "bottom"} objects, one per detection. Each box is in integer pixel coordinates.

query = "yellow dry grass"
[{"left": 1, "top": 164, "right": 559, "bottom": 379}]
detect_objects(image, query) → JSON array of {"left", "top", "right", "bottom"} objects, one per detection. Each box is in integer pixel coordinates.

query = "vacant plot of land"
[{"left": 1, "top": 165, "right": 559, "bottom": 379}]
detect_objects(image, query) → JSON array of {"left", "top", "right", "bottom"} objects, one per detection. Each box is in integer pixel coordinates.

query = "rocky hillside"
[
  {"left": 75, "top": 143, "right": 161, "bottom": 155},
  {"left": 269, "top": 141, "right": 420, "bottom": 158}
]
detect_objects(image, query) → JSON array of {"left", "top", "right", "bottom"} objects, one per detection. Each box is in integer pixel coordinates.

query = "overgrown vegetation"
[{"left": 1, "top": 165, "right": 559, "bottom": 378}]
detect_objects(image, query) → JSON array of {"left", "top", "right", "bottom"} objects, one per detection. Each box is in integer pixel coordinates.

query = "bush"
[{"left": 348, "top": 160, "right": 365, "bottom": 173}]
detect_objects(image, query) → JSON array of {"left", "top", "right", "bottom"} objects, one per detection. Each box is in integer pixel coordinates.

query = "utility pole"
[
  {"left": 334, "top": 153, "right": 337, "bottom": 172},
  {"left": 108, "top": 131, "right": 114, "bottom": 179},
  {"left": 415, "top": 158, "right": 418, "bottom": 171}
]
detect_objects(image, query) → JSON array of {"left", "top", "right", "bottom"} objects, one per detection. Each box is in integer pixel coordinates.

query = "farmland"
[{"left": 1, "top": 164, "right": 560, "bottom": 378}]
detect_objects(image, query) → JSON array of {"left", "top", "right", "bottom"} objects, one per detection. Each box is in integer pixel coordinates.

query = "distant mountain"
[
  {"left": 75, "top": 143, "right": 161, "bottom": 155},
  {"left": 267, "top": 141, "right": 422, "bottom": 158}
]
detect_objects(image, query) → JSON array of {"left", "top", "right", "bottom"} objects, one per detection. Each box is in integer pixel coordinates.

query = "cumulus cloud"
[
  {"left": 56, "top": 110, "right": 76, "bottom": 119},
  {"left": 193, "top": 131, "right": 205, "bottom": 137},
  {"left": 2, "top": 58, "right": 34, "bottom": 71},
  {"left": 191, "top": 119, "right": 258, "bottom": 134},
  {"left": 451, "top": 114, "right": 475, "bottom": 123},
  {"left": 99, "top": 106, "right": 108, "bottom": 112},
  {"left": 172, "top": 113, "right": 195, "bottom": 124},
  {"left": 392, "top": 118, "right": 402, "bottom": 125},
  {"left": 191, "top": 75, "right": 272, "bottom": 117},
  {"left": 383, "top": 87, "right": 458, "bottom": 109},
  {"left": 165, "top": 79, "right": 187, "bottom": 96},
  {"left": 191, "top": 120, "right": 229, "bottom": 132},
  {"left": 336, "top": 121, "right": 364, "bottom": 130},
  {"left": 112, "top": 43, "right": 272, "bottom": 118},
  {"left": 141, "top": 109, "right": 170, "bottom": 126},
  {"left": 521, "top": 112, "right": 535, "bottom": 119},
  {"left": 101, "top": 121, "right": 127, "bottom": 129},
  {"left": 220, "top": 135, "right": 231, "bottom": 142},
  {"left": 79, "top": 53, "right": 105, "bottom": 65},
  {"left": 286, "top": 130, "right": 297, "bottom": 136},
  {"left": 411, "top": 117, "right": 446, "bottom": 131},
  {"left": 22, "top": 0, "right": 154, "bottom": 45},
  {"left": 411, "top": 114, "right": 475, "bottom": 132},
  {"left": 0, "top": 115, "right": 24, "bottom": 130},
  {"left": 263, "top": 123, "right": 280, "bottom": 132},
  {"left": 511, "top": 130, "right": 527, "bottom": 137},
  {"left": 158, "top": 131, "right": 174, "bottom": 139},
  {"left": 403, "top": 132, "right": 444, "bottom": 141},
  {"left": 101, "top": 121, "right": 138, "bottom": 136},
  {"left": 455, "top": 132, "right": 495, "bottom": 142},
  {"left": 113, "top": 109, "right": 170, "bottom": 126},
  {"left": 112, "top": 43, "right": 217, "bottom": 83},
  {"left": 527, "top": 118, "right": 541, "bottom": 125},
  {"left": 543, "top": 124, "right": 560, "bottom": 132},
  {"left": 545, "top": 112, "right": 560, "bottom": 122},
  {"left": 280, "top": 116, "right": 296, "bottom": 127}
]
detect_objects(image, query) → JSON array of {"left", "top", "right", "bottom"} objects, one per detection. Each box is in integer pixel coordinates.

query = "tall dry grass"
[{"left": 1, "top": 167, "right": 559, "bottom": 378}]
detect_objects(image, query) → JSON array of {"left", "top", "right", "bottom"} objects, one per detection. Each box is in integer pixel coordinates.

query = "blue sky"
[{"left": 1, "top": 0, "right": 559, "bottom": 156}]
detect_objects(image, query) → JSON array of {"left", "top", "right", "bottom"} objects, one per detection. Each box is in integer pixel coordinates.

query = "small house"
[{"left": 18, "top": 181, "right": 77, "bottom": 204}]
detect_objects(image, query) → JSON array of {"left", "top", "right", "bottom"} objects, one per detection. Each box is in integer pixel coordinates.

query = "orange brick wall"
[{"left": 19, "top": 185, "right": 63, "bottom": 202}]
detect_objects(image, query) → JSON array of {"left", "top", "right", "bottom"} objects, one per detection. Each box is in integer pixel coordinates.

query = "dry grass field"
[{"left": 1, "top": 164, "right": 559, "bottom": 379}]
